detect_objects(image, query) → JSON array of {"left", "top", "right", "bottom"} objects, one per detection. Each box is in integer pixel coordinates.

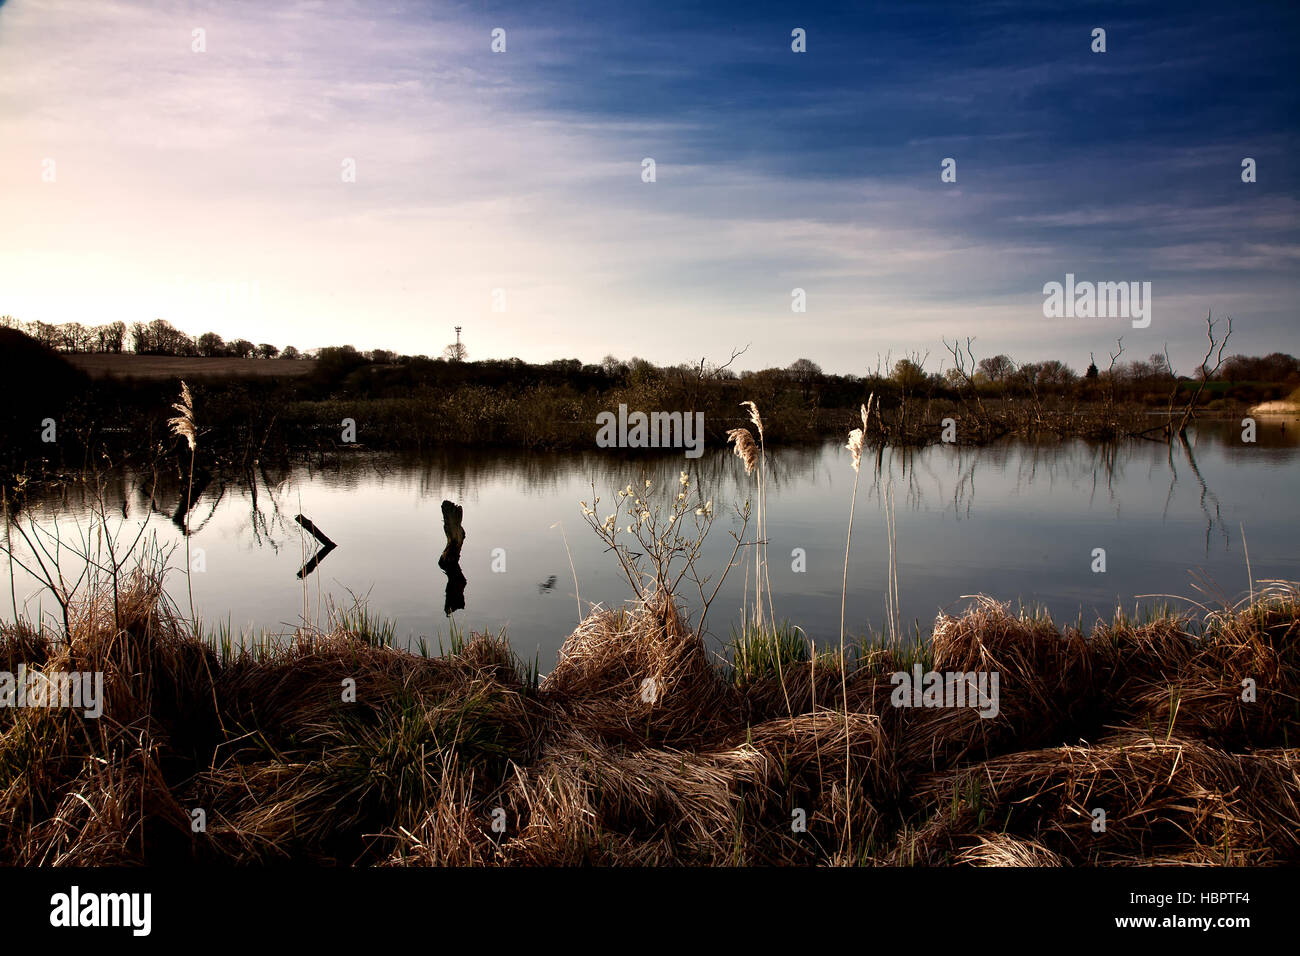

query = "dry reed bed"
[{"left": 0, "top": 575, "right": 1296, "bottom": 866}]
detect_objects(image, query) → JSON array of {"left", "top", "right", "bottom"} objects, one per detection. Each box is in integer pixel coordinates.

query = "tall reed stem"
[
  {"left": 839, "top": 461, "right": 860, "bottom": 853},
  {"left": 184, "top": 446, "right": 195, "bottom": 624}
]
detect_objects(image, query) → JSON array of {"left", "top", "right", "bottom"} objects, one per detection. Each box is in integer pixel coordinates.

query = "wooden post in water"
[
  {"left": 295, "top": 514, "right": 337, "bottom": 549},
  {"left": 294, "top": 514, "right": 337, "bottom": 579},
  {"left": 438, "top": 500, "right": 467, "bottom": 615}
]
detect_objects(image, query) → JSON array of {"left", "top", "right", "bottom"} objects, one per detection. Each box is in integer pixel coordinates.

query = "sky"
[{"left": 1, "top": 0, "right": 1297, "bottom": 375}]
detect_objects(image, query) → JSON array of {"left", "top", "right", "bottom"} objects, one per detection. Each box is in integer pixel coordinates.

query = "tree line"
[
  {"left": 0, "top": 316, "right": 303, "bottom": 360},
  {"left": 3, "top": 314, "right": 1295, "bottom": 406}
]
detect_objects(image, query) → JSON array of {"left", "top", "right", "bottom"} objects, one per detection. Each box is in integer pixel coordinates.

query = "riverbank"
[
  {"left": 3, "top": 327, "right": 1281, "bottom": 480},
  {"left": 1248, "top": 385, "right": 1300, "bottom": 417},
  {"left": 1, "top": 572, "right": 1295, "bottom": 866}
]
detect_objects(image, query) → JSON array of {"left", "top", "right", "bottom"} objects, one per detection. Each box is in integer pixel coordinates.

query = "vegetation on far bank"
[{"left": 3, "top": 312, "right": 1296, "bottom": 481}]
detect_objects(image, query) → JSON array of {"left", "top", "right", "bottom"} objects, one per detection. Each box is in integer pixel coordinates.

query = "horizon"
[
  {"left": 7, "top": 312, "right": 1297, "bottom": 382},
  {"left": 2, "top": 0, "right": 1298, "bottom": 375}
]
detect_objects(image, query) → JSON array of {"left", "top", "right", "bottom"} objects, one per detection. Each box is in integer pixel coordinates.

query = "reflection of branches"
[
  {"left": 1179, "top": 435, "right": 1229, "bottom": 553},
  {"left": 951, "top": 452, "right": 976, "bottom": 520},
  {"left": 1161, "top": 441, "right": 1179, "bottom": 522},
  {"left": 1085, "top": 441, "right": 1122, "bottom": 512},
  {"left": 245, "top": 466, "right": 292, "bottom": 552},
  {"left": 186, "top": 485, "right": 226, "bottom": 535}
]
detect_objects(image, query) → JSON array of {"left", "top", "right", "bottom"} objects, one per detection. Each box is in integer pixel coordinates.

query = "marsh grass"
[
  {"left": 1, "top": 559, "right": 1295, "bottom": 866},
  {"left": 1, "top": 387, "right": 1295, "bottom": 865},
  {"left": 727, "top": 619, "right": 810, "bottom": 686}
]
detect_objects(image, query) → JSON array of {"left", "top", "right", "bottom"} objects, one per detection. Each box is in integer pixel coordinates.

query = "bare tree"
[
  {"left": 943, "top": 336, "right": 991, "bottom": 432},
  {"left": 1174, "top": 312, "right": 1233, "bottom": 437},
  {"left": 1102, "top": 337, "right": 1125, "bottom": 429}
]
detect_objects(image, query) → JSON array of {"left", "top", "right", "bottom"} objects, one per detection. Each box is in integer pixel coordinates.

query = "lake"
[{"left": 4, "top": 418, "right": 1297, "bottom": 665}]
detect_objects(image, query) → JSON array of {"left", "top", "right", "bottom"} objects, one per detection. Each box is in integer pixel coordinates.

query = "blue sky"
[{"left": 1, "top": 0, "right": 1296, "bottom": 373}]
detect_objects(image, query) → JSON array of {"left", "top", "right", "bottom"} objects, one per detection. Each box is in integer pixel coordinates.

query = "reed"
[
  {"left": 3, "top": 429, "right": 1298, "bottom": 866},
  {"left": 3, "top": 545, "right": 1294, "bottom": 866},
  {"left": 167, "top": 380, "right": 198, "bottom": 623}
]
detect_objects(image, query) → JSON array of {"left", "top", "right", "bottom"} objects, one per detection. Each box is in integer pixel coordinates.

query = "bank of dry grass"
[{"left": 1, "top": 574, "right": 1296, "bottom": 866}]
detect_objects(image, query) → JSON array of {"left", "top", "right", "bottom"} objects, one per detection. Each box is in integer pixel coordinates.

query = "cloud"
[{"left": 0, "top": 0, "right": 1296, "bottom": 374}]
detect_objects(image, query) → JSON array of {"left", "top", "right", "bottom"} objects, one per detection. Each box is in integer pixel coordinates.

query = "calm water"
[{"left": 4, "top": 419, "right": 1298, "bottom": 664}]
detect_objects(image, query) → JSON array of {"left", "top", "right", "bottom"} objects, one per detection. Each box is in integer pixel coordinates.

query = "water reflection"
[{"left": 3, "top": 418, "right": 1296, "bottom": 660}]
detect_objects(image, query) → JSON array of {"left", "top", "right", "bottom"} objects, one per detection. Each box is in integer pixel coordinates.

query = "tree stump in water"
[
  {"left": 294, "top": 514, "right": 337, "bottom": 579},
  {"left": 437, "top": 500, "right": 467, "bottom": 615}
]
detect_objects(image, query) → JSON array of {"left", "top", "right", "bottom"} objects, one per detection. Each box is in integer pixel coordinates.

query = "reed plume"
[
  {"left": 168, "top": 381, "right": 197, "bottom": 451},
  {"left": 839, "top": 392, "right": 874, "bottom": 853},
  {"left": 742, "top": 401, "right": 776, "bottom": 634},
  {"left": 726, "top": 427, "right": 758, "bottom": 474},
  {"left": 727, "top": 425, "right": 761, "bottom": 632},
  {"left": 740, "top": 400, "right": 764, "bottom": 443},
  {"left": 169, "top": 380, "right": 198, "bottom": 622},
  {"left": 846, "top": 429, "right": 864, "bottom": 472}
]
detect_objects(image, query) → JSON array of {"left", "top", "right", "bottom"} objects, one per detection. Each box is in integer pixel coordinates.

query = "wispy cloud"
[{"left": 1, "top": 0, "right": 1296, "bottom": 372}]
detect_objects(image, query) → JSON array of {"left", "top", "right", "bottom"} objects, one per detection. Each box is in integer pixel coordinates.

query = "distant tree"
[
  {"left": 891, "top": 358, "right": 927, "bottom": 390},
  {"left": 545, "top": 358, "right": 581, "bottom": 375},
  {"left": 57, "top": 322, "right": 91, "bottom": 352},
  {"left": 942, "top": 367, "right": 967, "bottom": 389},
  {"left": 1221, "top": 352, "right": 1300, "bottom": 383},
  {"left": 442, "top": 342, "right": 468, "bottom": 362},
  {"left": 228, "top": 338, "right": 255, "bottom": 358},
  {"left": 160, "top": 319, "right": 193, "bottom": 355},
  {"left": 626, "top": 357, "right": 660, "bottom": 386},
  {"left": 1085, "top": 357, "right": 1099, "bottom": 380},
  {"left": 280, "top": 345, "right": 301, "bottom": 360},
  {"left": 94, "top": 321, "right": 126, "bottom": 353},
  {"left": 1013, "top": 361, "right": 1042, "bottom": 390},
  {"left": 256, "top": 343, "right": 279, "bottom": 359},
  {"left": 1035, "top": 359, "right": 1077, "bottom": 388},
  {"left": 369, "top": 348, "right": 395, "bottom": 364},
  {"left": 197, "top": 332, "right": 226, "bottom": 357},
  {"left": 131, "top": 319, "right": 193, "bottom": 355},
  {"left": 788, "top": 358, "right": 822, "bottom": 400},
  {"left": 313, "top": 345, "right": 368, "bottom": 383},
  {"left": 976, "top": 354, "right": 1015, "bottom": 385}
]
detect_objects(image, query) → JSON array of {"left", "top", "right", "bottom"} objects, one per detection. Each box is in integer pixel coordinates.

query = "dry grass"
[{"left": 1, "top": 574, "right": 1297, "bottom": 866}]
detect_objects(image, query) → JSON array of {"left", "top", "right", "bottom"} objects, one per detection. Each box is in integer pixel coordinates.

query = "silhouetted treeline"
[
  {"left": 0, "top": 316, "right": 127, "bottom": 353},
  {"left": 3, "top": 323, "right": 1297, "bottom": 482},
  {"left": 0, "top": 316, "right": 301, "bottom": 361}
]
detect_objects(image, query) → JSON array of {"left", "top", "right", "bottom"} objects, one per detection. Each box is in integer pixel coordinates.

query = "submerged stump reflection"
[
  {"left": 295, "top": 513, "right": 337, "bottom": 579},
  {"left": 438, "top": 499, "right": 467, "bottom": 616}
]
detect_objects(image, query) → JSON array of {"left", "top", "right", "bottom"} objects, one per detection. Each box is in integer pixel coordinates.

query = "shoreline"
[{"left": 2, "top": 576, "right": 1295, "bottom": 866}]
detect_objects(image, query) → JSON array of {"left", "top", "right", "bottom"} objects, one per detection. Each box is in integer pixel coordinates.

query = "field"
[{"left": 66, "top": 353, "right": 317, "bottom": 380}]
